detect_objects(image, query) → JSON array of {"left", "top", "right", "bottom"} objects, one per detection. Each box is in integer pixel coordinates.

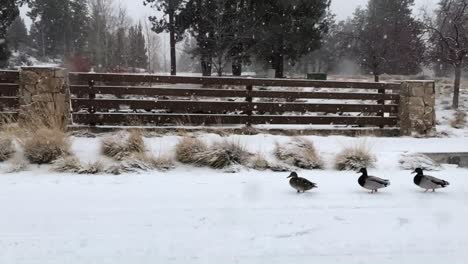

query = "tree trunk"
[
  {"left": 453, "top": 64, "right": 461, "bottom": 109},
  {"left": 169, "top": 8, "right": 177, "bottom": 76},
  {"left": 201, "top": 56, "right": 212, "bottom": 76},
  {"left": 232, "top": 59, "right": 242, "bottom": 76},
  {"left": 275, "top": 52, "right": 284, "bottom": 78},
  {"left": 374, "top": 74, "right": 380, "bottom": 82}
]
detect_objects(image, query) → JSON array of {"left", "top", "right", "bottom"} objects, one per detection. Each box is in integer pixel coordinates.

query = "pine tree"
[
  {"left": 345, "top": 0, "right": 425, "bottom": 81},
  {"left": 144, "top": 0, "right": 191, "bottom": 75},
  {"left": 6, "top": 16, "right": 28, "bottom": 52},
  {"left": 0, "top": 0, "right": 21, "bottom": 67},
  {"left": 128, "top": 22, "right": 148, "bottom": 70},
  {"left": 253, "top": 0, "right": 331, "bottom": 78},
  {"left": 28, "top": 0, "right": 90, "bottom": 59}
]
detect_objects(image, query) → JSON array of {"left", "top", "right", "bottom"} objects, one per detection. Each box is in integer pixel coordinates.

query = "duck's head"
[
  {"left": 412, "top": 168, "right": 424, "bottom": 175},
  {"left": 357, "top": 168, "right": 368, "bottom": 175},
  {"left": 287, "top": 172, "right": 298, "bottom": 179}
]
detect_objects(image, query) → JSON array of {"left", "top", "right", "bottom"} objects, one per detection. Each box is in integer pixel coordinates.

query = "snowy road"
[{"left": 1, "top": 167, "right": 468, "bottom": 264}]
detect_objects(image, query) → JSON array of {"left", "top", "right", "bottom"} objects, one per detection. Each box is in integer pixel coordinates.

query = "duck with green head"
[
  {"left": 357, "top": 168, "right": 390, "bottom": 193},
  {"left": 287, "top": 172, "right": 317, "bottom": 193},
  {"left": 412, "top": 168, "right": 450, "bottom": 192}
]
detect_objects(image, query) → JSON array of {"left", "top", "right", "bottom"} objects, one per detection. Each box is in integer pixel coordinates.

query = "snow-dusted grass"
[
  {"left": 274, "top": 137, "right": 324, "bottom": 169},
  {"left": 0, "top": 135, "right": 15, "bottom": 161}
]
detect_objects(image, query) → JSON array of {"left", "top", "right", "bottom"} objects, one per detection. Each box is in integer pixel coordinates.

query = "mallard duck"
[
  {"left": 287, "top": 172, "right": 317, "bottom": 193},
  {"left": 412, "top": 168, "right": 450, "bottom": 192},
  {"left": 357, "top": 168, "right": 390, "bottom": 193}
]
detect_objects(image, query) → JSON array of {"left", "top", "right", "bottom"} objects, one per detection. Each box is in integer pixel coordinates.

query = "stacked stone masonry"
[
  {"left": 399, "top": 81, "right": 436, "bottom": 136},
  {"left": 18, "top": 67, "right": 70, "bottom": 130}
]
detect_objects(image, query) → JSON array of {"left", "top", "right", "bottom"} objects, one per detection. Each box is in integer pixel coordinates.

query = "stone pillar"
[
  {"left": 399, "top": 81, "right": 436, "bottom": 136},
  {"left": 18, "top": 67, "right": 70, "bottom": 130}
]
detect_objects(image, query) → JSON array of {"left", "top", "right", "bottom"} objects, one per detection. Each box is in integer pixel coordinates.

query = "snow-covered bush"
[
  {"left": 275, "top": 137, "right": 323, "bottom": 169},
  {"left": 450, "top": 110, "right": 466, "bottom": 129},
  {"left": 175, "top": 137, "right": 208, "bottom": 164},
  {"left": 101, "top": 130, "right": 145, "bottom": 160},
  {"left": 248, "top": 152, "right": 269, "bottom": 171},
  {"left": 22, "top": 128, "right": 71, "bottom": 164},
  {"left": 334, "top": 141, "right": 376, "bottom": 171},
  {"left": 0, "top": 135, "right": 15, "bottom": 161},
  {"left": 399, "top": 153, "right": 441, "bottom": 171}
]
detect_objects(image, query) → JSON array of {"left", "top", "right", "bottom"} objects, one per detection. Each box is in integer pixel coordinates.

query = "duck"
[
  {"left": 412, "top": 168, "right": 450, "bottom": 192},
  {"left": 287, "top": 172, "right": 317, "bottom": 193},
  {"left": 357, "top": 168, "right": 390, "bottom": 193}
]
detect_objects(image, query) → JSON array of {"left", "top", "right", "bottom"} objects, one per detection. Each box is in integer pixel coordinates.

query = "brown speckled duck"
[{"left": 287, "top": 172, "right": 317, "bottom": 193}]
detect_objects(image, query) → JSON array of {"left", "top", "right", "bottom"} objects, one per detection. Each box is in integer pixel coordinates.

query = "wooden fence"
[
  {"left": 68, "top": 73, "right": 401, "bottom": 128},
  {"left": 0, "top": 71, "right": 20, "bottom": 120}
]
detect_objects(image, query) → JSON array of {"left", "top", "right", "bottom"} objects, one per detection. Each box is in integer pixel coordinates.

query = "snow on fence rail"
[
  {"left": 68, "top": 72, "right": 401, "bottom": 128},
  {"left": 0, "top": 70, "right": 20, "bottom": 119}
]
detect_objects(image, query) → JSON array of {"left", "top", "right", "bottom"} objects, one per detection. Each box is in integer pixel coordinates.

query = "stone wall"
[
  {"left": 18, "top": 67, "right": 70, "bottom": 130},
  {"left": 399, "top": 81, "right": 436, "bottom": 136}
]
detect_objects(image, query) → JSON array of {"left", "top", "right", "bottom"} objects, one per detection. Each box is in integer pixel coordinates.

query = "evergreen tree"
[
  {"left": 6, "top": 16, "right": 28, "bottom": 52},
  {"left": 345, "top": 0, "right": 424, "bottom": 81},
  {"left": 88, "top": 0, "right": 113, "bottom": 71},
  {"left": 253, "top": 0, "right": 331, "bottom": 78},
  {"left": 144, "top": 0, "right": 191, "bottom": 75},
  {"left": 0, "top": 0, "right": 23, "bottom": 67},
  {"left": 128, "top": 22, "right": 148, "bottom": 70},
  {"left": 28, "top": 0, "right": 90, "bottom": 58}
]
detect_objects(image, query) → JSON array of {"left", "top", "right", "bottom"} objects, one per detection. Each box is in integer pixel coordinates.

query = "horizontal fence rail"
[
  {"left": 0, "top": 71, "right": 20, "bottom": 118},
  {"left": 69, "top": 72, "right": 401, "bottom": 128}
]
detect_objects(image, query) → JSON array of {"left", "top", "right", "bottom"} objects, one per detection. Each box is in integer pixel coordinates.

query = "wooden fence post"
[
  {"left": 245, "top": 85, "right": 253, "bottom": 127},
  {"left": 88, "top": 80, "right": 96, "bottom": 126}
]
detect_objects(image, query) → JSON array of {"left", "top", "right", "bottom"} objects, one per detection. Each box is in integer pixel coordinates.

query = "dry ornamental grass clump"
[
  {"left": 22, "top": 128, "right": 71, "bottom": 164},
  {"left": 101, "top": 130, "right": 146, "bottom": 160},
  {"left": 249, "top": 152, "right": 269, "bottom": 171},
  {"left": 450, "top": 110, "right": 467, "bottom": 129},
  {"left": 197, "top": 140, "right": 251, "bottom": 169},
  {"left": 175, "top": 137, "right": 208, "bottom": 164},
  {"left": 274, "top": 137, "right": 324, "bottom": 169},
  {"left": 334, "top": 141, "right": 377, "bottom": 171}
]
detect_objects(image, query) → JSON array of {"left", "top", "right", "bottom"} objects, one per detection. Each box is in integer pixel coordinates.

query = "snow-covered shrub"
[
  {"left": 399, "top": 153, "right": 441, "bottom": 171},
  {"left": 275, "top": 137, "right": 323, "bottom": 169},
  {"left": 249, "top": 152, "right": 269, "bottom": 171},
  {"left": 197, "top": 140, "right": 252, "bottom": 169},
  {"left": 450, "top": 110, "right": 466, "bottom": 129},
  {"left": 22, "top": 128, "right": 71, "bottom": 164},
  {"left": 175, "top": 137, "right": 208, "bottom": 164},
  {"left": 0, "top": 135, "right": 15, "bottom": 161},
  {"left": 52, "top": 156, "right": 83, "bottom": 173},
  {"left": 334, "top": 141, "right": 376, "bottom": 171},
  {"left": 4, "top": 154, "right": 29, "bottom": 173},
  {"left": 101, "top": 130, "right": 145, "bottom": 160}
]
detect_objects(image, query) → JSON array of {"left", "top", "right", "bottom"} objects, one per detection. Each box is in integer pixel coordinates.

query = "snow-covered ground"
[{"left": 1, "top": 133, "right": 468, "bottom": 264}]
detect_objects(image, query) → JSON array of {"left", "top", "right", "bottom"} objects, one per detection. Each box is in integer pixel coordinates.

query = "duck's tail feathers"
[
  {"left": 442, "top": 181, "right": 450, "bottom": 187},
  {"left": 384, "top": 180, "right": 391, "bottom": 187}
]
